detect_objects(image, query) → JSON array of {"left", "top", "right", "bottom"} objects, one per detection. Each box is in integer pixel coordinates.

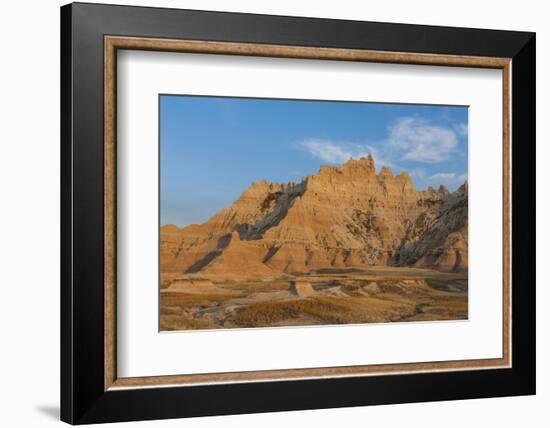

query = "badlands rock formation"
[
  {"left": 288, "top": 281, "right": 316, "bottom": 297},
  {"left": 161, "top": 155, "right": 468, "bottom": 277}
]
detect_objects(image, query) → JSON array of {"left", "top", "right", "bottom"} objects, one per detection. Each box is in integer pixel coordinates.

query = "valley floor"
[{"left": 159, "top": 267, "right": 468, "bottom": 331}]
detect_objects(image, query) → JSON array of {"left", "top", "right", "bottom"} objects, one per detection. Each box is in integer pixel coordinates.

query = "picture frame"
[{"left": 60, "top": 2, "right": 535, "bottom": 424}]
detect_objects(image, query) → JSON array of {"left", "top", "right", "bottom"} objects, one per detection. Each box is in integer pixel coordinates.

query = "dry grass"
[
  {"left": 161, "top": 291, "right": 236, "bottom": 307},
  {"left": 413, "top": 300, "right": 467, "bottom": 320},
  {"left": 160, "top": 314, "right": 213, "bottom": 331},
  {"left": 159, "top": 268, "right": 469, "bottom": 331},
  {"left": 232, "top": 295, "right": 418, "bottom": 327}
]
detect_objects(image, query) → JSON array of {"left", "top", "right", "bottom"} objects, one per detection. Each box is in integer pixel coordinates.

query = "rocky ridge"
[{"left": 161, "top": 155, "right": 468, "bottom": 278}]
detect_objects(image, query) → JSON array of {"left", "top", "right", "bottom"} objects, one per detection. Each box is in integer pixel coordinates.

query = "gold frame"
[{"left": 104, "top": 36, "right": 512, "bottom": 391}]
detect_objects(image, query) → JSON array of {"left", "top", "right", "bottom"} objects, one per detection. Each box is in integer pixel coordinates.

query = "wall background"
[{"left": 0, "top": 1, "right": 545, "bottom": 426}]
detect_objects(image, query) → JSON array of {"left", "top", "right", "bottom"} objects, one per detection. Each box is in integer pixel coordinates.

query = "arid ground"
[
  {"left": 160, "top": 267, "right": 467, "bottom": 331},
  {"left": 160, "top": 156, "right": 468, "bottom": 331}
]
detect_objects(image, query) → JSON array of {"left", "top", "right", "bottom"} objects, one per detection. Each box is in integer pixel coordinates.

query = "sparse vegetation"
[
  {"left": 232, "top": 294, "right": 418, "bottom": 326},
  {"left": 159, "top": 268, "right": 468, "bottom": 331},
  {"left": 160, "top": 314, "right": 213, "bottom": 331}
]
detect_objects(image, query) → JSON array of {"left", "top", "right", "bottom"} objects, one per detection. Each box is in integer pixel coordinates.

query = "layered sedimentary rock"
[
  {"left": 161, "top": 155, "right": 468, "bottom": 276},
  {"left": 288, "top": 281, "right": 316, "bottom": 297},
  {"left": 391, "top": 182, "right": 468, "bottom": 272}
]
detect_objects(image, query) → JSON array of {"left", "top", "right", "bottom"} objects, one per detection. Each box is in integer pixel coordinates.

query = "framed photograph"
[{"left": 61, "top": 2, "right": 535, "bottom": 424}]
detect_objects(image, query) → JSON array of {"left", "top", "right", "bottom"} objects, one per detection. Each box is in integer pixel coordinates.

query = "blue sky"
[{"left": 160, "top": 95, "right": 468, "bottom": 226}]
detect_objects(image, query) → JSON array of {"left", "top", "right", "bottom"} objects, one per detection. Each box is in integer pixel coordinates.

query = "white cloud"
[
  {"left": 300, "top": 139, "right": 393, "bottom": 170},
  {"left": 388, "top": 117, "right": 460, "bottom": 163},
  {"left": 430, "top": 172, "right": 463, "bottom": 180},
  {"left": 300, "top": 139, "right": 359, "bottom": 164},
  {"left": 364, "top": 145, "right": 395, "bottom": 169},
  {"left": 429, "top": 172, "right": 468, "bottom": 190},
  {"left": 299, "top": 117, "right": 466, "bottom": 174},
  {"left": 454, "top": 122, "right": 468, "bottom": 137}
]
